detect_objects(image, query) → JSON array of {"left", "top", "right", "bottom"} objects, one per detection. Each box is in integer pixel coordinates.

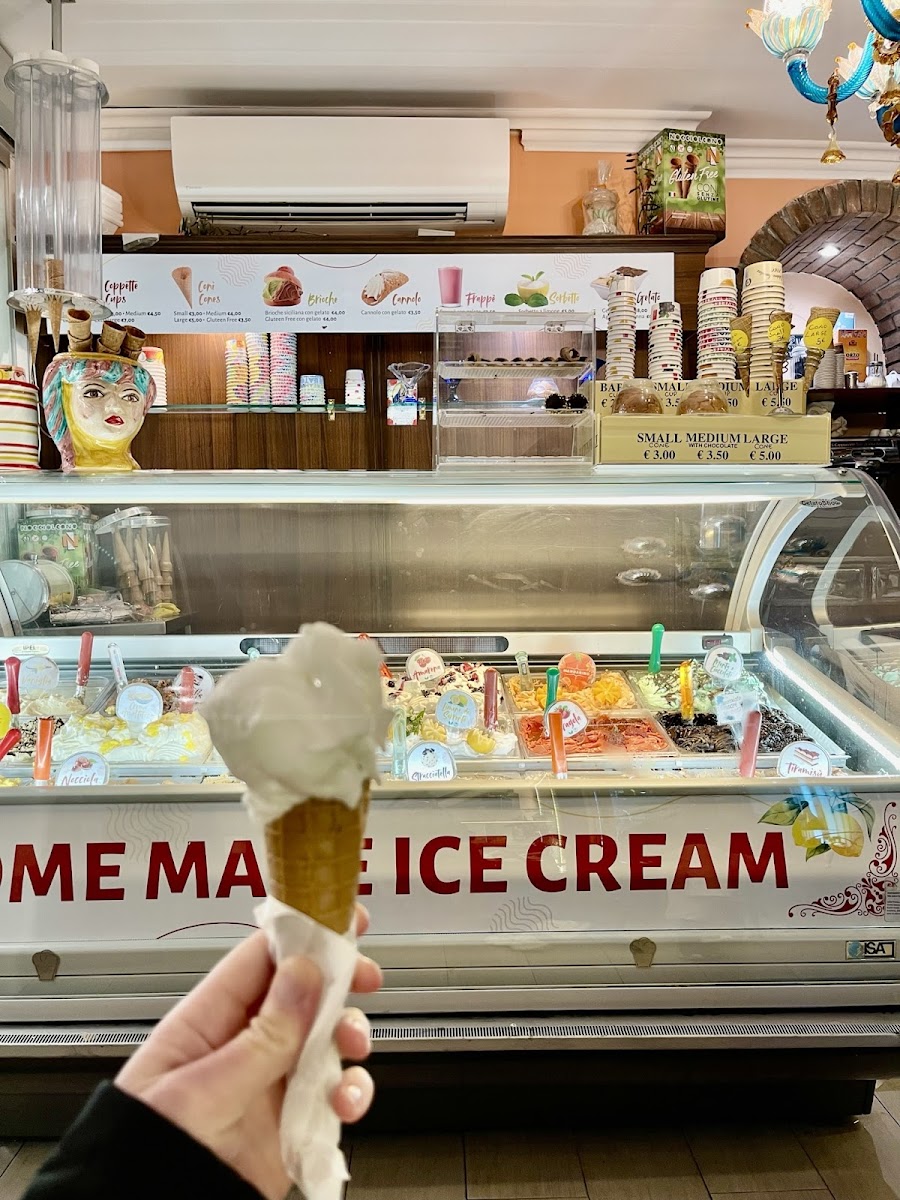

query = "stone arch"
[{"left": 741, "top": 180, "right": 900, "bottom": 368}]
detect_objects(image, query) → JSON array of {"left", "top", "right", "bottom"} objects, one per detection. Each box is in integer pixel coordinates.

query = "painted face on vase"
[{"left": 42, "top": 355, "right": 155, "bottom": 472}]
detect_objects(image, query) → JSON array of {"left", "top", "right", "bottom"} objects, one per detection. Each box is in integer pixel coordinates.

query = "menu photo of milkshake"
[{"left": 438, "top": 266, "right": 463, "bottom": 308}]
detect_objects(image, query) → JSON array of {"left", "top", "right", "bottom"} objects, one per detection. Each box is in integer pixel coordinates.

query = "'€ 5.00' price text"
[{"left": 750, "top": 448, "right": 782, "bottom": 462}]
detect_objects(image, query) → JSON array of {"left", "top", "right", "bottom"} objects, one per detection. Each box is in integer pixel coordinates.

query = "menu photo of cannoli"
[{"left": 361, "top": 269, "right": 409, "bottom": 307}]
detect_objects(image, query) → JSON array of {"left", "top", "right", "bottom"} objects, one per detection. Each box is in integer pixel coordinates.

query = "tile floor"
[{"left": 5, "top": 1083, "right": 900, "bottom": 1199}]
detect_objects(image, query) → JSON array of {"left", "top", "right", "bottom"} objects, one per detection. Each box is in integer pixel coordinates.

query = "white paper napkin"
[{"left": 255, "top": 895, "right": 359, "bottom": 1200}]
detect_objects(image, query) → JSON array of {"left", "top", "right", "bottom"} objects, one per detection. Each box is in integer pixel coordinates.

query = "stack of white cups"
[
  {"left": 742, "top": 261, "right": 785, "bottom": 384},
  {"left": 648, "top": 301, "right": 683, "bottom": 381},
  {"left": 605, "top": 275, "right": 637, "bottom": 380},
  {"left": 697, "top": 267, "right": 738, "bottom": 380}
]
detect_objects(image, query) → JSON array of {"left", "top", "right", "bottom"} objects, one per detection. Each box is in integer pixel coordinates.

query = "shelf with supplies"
[{"left": 436, "top": 361, "right": 591, "bottom": 381}]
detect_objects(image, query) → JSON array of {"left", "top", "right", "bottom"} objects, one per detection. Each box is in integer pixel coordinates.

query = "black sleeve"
[{"left": 22, "top": 1081, "right": 264, "bottom": 1200}]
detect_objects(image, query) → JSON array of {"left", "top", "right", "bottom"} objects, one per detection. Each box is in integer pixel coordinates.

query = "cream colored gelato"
[
  {"left": 202, "top": 622, "right": 391, "bottom": 824},
  {"left": 52, "top": 712, "right": 212, "bottom": 764}
]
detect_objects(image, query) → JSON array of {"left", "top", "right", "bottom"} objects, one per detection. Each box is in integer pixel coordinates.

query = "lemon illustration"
[
  {"left": 517, "top": 275, "right": 550, "bottom": 302},
  {"left": 467, "top": 728, "right": 496, "bottom": 756},
  {"left": 793, "top": 807, "right": 864, "bottom": 858}
]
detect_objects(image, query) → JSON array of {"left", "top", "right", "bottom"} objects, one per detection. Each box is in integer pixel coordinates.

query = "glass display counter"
[{"left": 2, "top": 466, "right": 900, "bottom": 1071}]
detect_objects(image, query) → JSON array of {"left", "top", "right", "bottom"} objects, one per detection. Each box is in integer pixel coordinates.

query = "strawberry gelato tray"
[
  {"left": 517, "top": 713, "right": 674, "bottom": 759},
  {"left": 504, "top": 670, "right": 639, "bottom": 716}
]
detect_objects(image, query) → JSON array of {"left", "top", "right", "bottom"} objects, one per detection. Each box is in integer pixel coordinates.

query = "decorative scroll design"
[{"left": 789, "top": 802, "right": 898, "bottom": 918}]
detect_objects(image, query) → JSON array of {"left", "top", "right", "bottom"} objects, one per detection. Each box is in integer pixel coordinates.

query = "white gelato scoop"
[{"left": 202, "top": 622, "right": 391, "bottom": 825}]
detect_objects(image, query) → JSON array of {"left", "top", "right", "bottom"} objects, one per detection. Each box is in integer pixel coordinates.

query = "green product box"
[
  {"left": 16, "top": 512, "right": 95, "bottom": 594},
  {"left": 636, "top": 128, "right": 726, "bottom": 236}
]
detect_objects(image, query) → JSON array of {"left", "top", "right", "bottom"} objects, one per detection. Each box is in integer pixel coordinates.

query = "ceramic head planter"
[{"left": 42, "top": 352, "right": 156, "bottom": 473}]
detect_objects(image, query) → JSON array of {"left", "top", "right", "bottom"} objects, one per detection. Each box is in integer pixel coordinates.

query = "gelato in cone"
[
  {"left": 171, "top": 266, "right": 193, "bottom": 307},
  {"left": 24, "top": 306, "right": 42, "bottom": 366},
  {"left": 265, "top": 788, "right": 369, "bottom": 935},
  {"left": 202, "top": 623, "right": 391, "bottom": 1200}
]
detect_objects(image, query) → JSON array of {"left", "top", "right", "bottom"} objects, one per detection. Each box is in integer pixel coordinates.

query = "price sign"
[
  {"left": 56, "top": 752, "right": 110, "bottom": 787},
  {"left": 19, "top": 656, "right": 59, "bottom": 693},
  {"left": 558, "top": 652, "right": 596, "bottom": 690},
  {"left": 704, "top": 645, "right": 744, "bottom": 684},
  {"left": 435, "top": 690, "right": 477, "bottom": 732},
  {"left": 405, "top": 649, "right": 446, "bottom": 684},
  {"left": 543, "top": 701, "right": 588, "bottom": 739},
  {"left": 778, "top": 741, "right": 832, "bottom": 778},
  {"left": 406, "top": 741, "right": 456, "bottom": 782},
  {"left": 116, "top": 683, "right": 164, "bottom": 728}
]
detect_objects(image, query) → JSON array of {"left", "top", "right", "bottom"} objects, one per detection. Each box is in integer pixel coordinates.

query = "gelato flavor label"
[
  {"left": 704, "top": 646, "right": 744, "bottom": 684},
  {"left": 56, "top": 751, "right": 109, "bottom": 787},
  {"left": 543, "top": 701, "right": 588, "bottom": 739},
  {"left": 777, "top": 740, "right": 832, "bottom": 778},
  {"left": 558, "top": 653, "right": 596, "bottom": 690},
  {"left": 714, "top": 689, "right": 758, "bottom": 736},
  {"left": 435, "top": 690, "right": 478, "bottom": 732},
  {"left": 406, "top": 649, "right": 446, "bottom": 685},
  {"left": 20, "top": 656, "right": 60, "bottom": 693},
  {"left": 406, "top": 741, "right": 457, "bottom": 783},
  {"left": 116, "top": 683, "right": 164, "bottom": 728},
  {"left": 177, "top": 665, "right": 215, "bottom": 703}
]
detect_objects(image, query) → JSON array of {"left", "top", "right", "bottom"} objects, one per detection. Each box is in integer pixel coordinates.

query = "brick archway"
[{"left": 741, "top": 180, "right": 900, "bottom": 368}]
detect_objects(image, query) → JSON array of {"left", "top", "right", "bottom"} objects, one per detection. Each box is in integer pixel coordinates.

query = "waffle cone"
[
  {"left": 46, "top": 294, "right": 64, "bottom": 351},
  {"left": 25, "top": 307, "right": 42, "bottom": 365},
  {"left": 264, "top": 787, "right": 370, "bottom": 934},
  {"left": 804, "top": 345, "right": 825, "bottom": 386},
  {"left": 123, "top": 325, "right": 146, "bottom": 361},
  {"left": 67, "top": 308, "right": 92, "bottom": 342},
  {"left": 771, "top": 343, "right": 788, "bottom": 382},
  {"left": 736, "top": 348, "right": 751, "bottom": 393},
  {"left": 172, "top": 267, "right": 193, "bottom": 307},
  {"left": 99, "top": 321, "right": 126, "bottom": 355}
]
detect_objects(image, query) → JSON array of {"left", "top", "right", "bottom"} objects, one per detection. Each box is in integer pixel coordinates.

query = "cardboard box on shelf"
[
  {"left": 635, "top": 129, "right": 726, "bottom": 236},
  {"left": 838, "top": 329, "right": 868, "bottom": 374}
]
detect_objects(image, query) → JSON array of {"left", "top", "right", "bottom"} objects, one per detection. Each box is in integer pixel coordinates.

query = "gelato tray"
[
  {"left": 504, "top": 671, "right": 639, "bottom": 716},
  {"left": 517, "top": 713, "right": 673, "bottom": 760}
]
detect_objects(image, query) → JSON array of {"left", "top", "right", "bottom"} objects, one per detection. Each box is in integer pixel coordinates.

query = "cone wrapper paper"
[{"left": 255, "top": 894, "right": 358, "bottom": 1200}]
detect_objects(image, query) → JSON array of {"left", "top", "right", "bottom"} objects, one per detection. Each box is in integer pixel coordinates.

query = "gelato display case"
[{"left": 3, "top": 465, "right": 900, "bottom": 1082}]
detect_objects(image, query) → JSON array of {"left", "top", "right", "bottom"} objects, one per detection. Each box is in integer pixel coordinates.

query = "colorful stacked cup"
[
  {"left": 697, "top": 267, "right": 738, "bottom": 380},
  {"left": 742, "top": 261, "right": 785, "bottom": 384},
  {"left": 0, "top": 374, "right": 40, "bottom": 470},
  {"left": 648, "top": 301, "right": 683, "bottom": 381},
  {"left": 225, "top": 334, "right": 249, "bottom": 406},
  {"left": 605, "top": 275, "right": 637, "bottom": 380},
  {"left": 299, "top": 374, "right": 326, "bottom": 406},
  {"left": 269, "top": 332, "right": 298, "bottom": 406},
  {"left": 245, "top": 332, "right": 271, "bottom": 406},
  {"left": 139, "top": 346, "right": 168, "bottom": 408}
]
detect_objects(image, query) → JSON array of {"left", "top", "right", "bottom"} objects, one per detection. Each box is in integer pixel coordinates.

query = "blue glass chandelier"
[{"left": 747, "top": 0, "right": 900, "bottom": 179}]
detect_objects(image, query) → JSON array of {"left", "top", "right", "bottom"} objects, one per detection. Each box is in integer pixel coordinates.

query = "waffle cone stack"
[{"left": 264, "top": 786, "right": 369, "bottom": 935}]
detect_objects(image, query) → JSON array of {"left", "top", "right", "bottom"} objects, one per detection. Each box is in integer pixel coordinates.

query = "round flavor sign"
[
  {"left": 435, "top": 689, "right": 477, "bottom": 732},
  {"left": 778, "top": 740, "right": 832, "bottom": 778},
  {"left": 56, "top": 752, "right": 109, "bottom": 787},
  {"left": 406, "top": 649, "right": 446, "bottom": 685},
  {"left": 116, "top": 683, "right": 164, "bottom": 727},
  {"left": 19, "top": 655, "right": 60, "bottom": 693},
  {"left": 704, "top": 645, "right": 744, "bottom": 684},
  {"left": 406, "top": 741, "right": 456, "bottom": 783},
  {"left": 175, "top": 665, "right": 215, "bottom": 704},
  {"left": 543, "top": 701, "right": 588, "bottom": 739},
  {"left": 558, "top": 652, "right": 596, "bottom": 690}
]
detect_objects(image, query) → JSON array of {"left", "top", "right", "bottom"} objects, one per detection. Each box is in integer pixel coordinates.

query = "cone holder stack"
[{"left": 6, "top": 51, "right": 110, "bottom": 368}]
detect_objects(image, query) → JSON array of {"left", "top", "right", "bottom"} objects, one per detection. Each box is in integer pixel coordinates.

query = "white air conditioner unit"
[{"left": 171, "top": 116, "right": 509, "bottom": 233}]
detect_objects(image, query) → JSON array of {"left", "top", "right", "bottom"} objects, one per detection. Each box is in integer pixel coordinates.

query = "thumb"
[{"left": 189, "top": 956, "right": 323, "bottom": 1101}]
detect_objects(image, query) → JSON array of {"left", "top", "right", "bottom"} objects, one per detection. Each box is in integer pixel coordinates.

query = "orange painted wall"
[{"left": 102, "top": 138, "right": 825, "bottom": 263}]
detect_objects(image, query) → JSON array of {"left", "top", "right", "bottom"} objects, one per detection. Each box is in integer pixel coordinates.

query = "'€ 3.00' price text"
[{"left": 643, "top": 448, "right": 676, "bottom": 461}]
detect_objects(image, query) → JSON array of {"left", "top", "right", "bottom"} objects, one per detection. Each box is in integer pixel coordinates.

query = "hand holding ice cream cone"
[{"left": 202, "top": 623, "right": 391, "bottom": 1200}]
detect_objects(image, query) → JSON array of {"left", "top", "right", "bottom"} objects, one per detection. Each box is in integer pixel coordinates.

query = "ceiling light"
[{"left": 819, "top": 243, "right": 841, "bottom": 258}]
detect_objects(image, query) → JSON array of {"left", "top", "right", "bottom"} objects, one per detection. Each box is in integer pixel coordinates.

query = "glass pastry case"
[{"left": 2, "top": 465, "right": 900, "bottom": 1070}]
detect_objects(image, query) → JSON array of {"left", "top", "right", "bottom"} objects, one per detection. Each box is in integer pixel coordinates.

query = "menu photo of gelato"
[
  {"left": 262, "top": 265, "right": 303, "bottom": 307},
  {"left": 361, "top": 269, "right": 409, "bottom": 306}
]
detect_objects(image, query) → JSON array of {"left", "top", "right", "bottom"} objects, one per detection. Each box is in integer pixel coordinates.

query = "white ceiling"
[{"left": 0, "top": 0, "right": 885, "bottom": 142}]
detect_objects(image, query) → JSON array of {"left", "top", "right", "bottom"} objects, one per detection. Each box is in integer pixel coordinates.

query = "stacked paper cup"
[
  {"left": 299, "top": 374, "right": 326, "bottom": 406},
  {"left": 605, "top": 275, "right": 637, "bottom": 380},
  {"left": 269, "top": 333, "right": 298, "bottom": 406},
  {"left": 813, "top": 347, "right": 838, "bottom": 388},
  {"left": 225, "top": 334, "right": 249, "bottom": 406},
  {"left": 0, "top": 377, "right": 40, "bottom": 470},
  {"left": 648, "top": 301, "right": 683, "bottom": 381},
  {"left": 138, "top": 346, "right": 168, "bottom": 408},
  {"left": 697, "top": 267, "right": 738, "bottom": 380},
  {"left": 742, "top": 261, "right": 785, "bottom": 384},
  {"left": 246, "top": 332, "right": 271, "bottom": 406}
]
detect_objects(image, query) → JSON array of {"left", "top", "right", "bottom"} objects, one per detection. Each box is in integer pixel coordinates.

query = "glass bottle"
[{"left": 582, "top": 160, "right": 621, "bottom": 236}]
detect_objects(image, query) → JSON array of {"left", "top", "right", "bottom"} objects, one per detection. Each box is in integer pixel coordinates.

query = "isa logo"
[{"left": 846, "top": 940, "right": 896, "bottom": 961}]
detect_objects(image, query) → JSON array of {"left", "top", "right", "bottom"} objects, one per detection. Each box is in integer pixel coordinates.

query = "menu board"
[{"left": 101, "top": 251, "right": 675, "bottom": 334}]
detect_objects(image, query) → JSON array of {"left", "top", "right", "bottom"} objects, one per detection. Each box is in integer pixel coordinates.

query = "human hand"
[{"left": 116, "top": 905, "right": 381, "bottom": 1200}]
